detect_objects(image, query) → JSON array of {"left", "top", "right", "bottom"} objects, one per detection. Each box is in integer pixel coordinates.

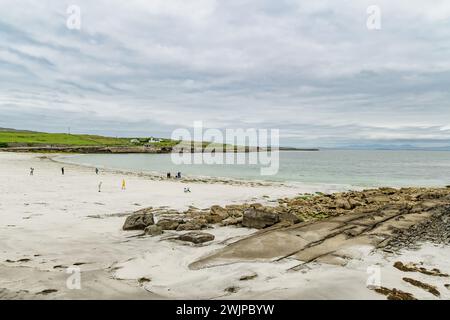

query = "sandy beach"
[
  {"left": 0, "top": 152, "right": 318, "bottom": 299},
  {"left": 0, "top": 152, "right": 449, "bottom": 300}
]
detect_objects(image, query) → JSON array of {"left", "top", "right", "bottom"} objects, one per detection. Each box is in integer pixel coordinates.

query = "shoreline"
[
  {"left": 50, "top": 150, "right": 450, "bottom": 190},
  {"left": 0, "top": 152, "right": 449, "bottom": 300},
  {"left": 51, "top": 152, "right": 354, "bottom": 191},
  {"left": 51, "top": 153, "right": 288, "bottom": 188},
  {"left": 0, "top": 146, "right": 320, "bottom": 154}
]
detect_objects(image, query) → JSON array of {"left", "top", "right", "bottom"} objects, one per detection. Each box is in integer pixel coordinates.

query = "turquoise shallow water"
[{"left": 61, "top": 150, "right": 450, "bottom": 188}]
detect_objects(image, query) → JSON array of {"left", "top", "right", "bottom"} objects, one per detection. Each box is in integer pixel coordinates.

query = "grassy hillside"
[
  {"left": 0, "top": 131, "right": 129, "bottom": 146},
  {"left": 0, "top": 131, "right": 178, "bottom": 148},
  {"left": 0, "top": 129, "right": 245, "bottom": 151}
]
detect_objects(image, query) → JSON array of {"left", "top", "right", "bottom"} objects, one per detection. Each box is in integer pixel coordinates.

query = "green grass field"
[
  {"left": 0, "top": 131, "right": 179, "bottom": 148},
  {"left": 0, "top": 130, "right": 241, "bottom": 151},
  {"left": 0, "top": 131, "right": 130, "bottom": 146}
]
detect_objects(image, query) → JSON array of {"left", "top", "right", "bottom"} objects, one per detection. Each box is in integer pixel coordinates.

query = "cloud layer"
[{"left": 1, "top": 0, "right": 450, "bottom": 147}]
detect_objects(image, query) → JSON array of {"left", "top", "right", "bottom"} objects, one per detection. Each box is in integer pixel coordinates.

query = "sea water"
[{"left": 61, "top": 150, "right": 450, "bottom": 188}]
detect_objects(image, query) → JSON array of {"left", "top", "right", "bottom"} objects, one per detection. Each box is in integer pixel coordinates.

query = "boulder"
[
  {"left": 176, "top": 220, "right": 206, "bottom": 231},
  {"left": 221, "top": 216, "right": 243, "bottom": 226},
  {"left": 205, "top": 215, "right": 224, "bottom": 224},
  {"left": 123, "top": 213, "right": 154, "bottom": 231},
  {"left": 350, "top": 198, "right": 363, "bottom": 207},
  {"left": 335, "top": 198, "right": 352, "bottom": 210},
  {"left": 210, "top": 205, "right": 229, "bottom": 219},
  {"left": 157, "top": 219, "right": 180, "bottom": 230},
  {"left": 227, "top": 209, "right": 244, "bottom": 218},
  {"left": 250, "top": 203, "right": 264, "bottom": 209},
  {"left": 379, "top": 187, "right": 397, "bottom": 195},
  {"left": 366, "top": 196, "right": 390, "bottom": 204},
  {"left": 144, "top": 225, "right": 163, "bottom": 236},
  {"left": 225, "top": 204, "right": 246, "bottom": 210},
  {"left": 242, "top": 208, "right": 279, "bottom": 229},
  {"left": 279, "top": 211, "right": 302, "bottom": 224},
  {"left": 178, "top": 231, "right": 215, "bottom": 244}
]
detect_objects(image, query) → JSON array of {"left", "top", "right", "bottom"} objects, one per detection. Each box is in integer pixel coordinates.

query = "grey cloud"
[{"left": 0, "top": 0, "right": 450, "bottom": 148}]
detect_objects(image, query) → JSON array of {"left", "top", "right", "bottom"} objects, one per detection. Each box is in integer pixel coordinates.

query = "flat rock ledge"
[{"left": 121, "top": 187, "right": 450, "bottom": 253}]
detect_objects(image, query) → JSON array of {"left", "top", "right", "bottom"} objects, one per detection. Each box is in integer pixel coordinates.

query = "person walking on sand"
[
  {"left": 30, "top": 167, "right": 34, "bottom": 176},
  {"left": 61, "top": 167, "right": 65, "bottom": 175},
  {"left": 98, "top": 181, "right": 102, "bottom": 193},
  {"left": 95, "top": 168, "right": 99, "bottom": 175},
  {"left": 121, "top": 179, "right": 126, "bottom": 190}
]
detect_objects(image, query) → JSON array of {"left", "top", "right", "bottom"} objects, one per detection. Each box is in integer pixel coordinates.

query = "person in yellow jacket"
[{"left": 121, "top": 179, "right": 126, "bottom": 190}]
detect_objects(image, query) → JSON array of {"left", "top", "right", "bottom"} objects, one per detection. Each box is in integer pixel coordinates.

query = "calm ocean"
[{"left": 60, "top": 150, "right": 450, "bottom": 188}]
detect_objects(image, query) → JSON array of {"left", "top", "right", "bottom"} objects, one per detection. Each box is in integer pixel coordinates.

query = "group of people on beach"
[
  {"left": 97, "top": 179, "right": 125, "bottom": 193},
  {"left": 29, "top": 166, "right": 191, "bottom": 194},
  {"left": 166, "top": 171, "right": 182, "bottom": 179},
  {"left": 30, "top": 167, "right": 100, "bottom": 176},
  {"left": 167, "top": 171, "right": 190, "bottom": 192}
]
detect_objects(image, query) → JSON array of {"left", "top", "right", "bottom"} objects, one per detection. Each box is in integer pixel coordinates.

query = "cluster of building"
[{"left": 129, "top": 137, "right": 163, "bottom": 146}]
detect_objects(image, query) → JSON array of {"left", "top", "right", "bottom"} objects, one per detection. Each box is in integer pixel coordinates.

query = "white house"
[{"left": 147, "top": 137, "right": 162, "bottom": 143}]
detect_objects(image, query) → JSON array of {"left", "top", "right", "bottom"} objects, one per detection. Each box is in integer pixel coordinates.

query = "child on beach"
[
  {"left": 121, "top": 179, "right": 126, "bottom": 190},
  {"left": 30, "top": 168, "right": 34, "bottom": 176},
  {"left": 61, "top": 167, "right": 65, "bottom": 175}
]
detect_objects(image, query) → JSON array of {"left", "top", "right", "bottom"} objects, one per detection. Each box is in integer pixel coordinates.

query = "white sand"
[
  {"left": 0, "top": 152, "right": 317, "bottom": 299},
  {"left": 0, "top": 152, "right": 448, "bottom": 300}
]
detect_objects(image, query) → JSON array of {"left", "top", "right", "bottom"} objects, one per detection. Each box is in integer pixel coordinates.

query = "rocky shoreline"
[{"left": 122, "top": 186, "right": 450, "bottom": 249}]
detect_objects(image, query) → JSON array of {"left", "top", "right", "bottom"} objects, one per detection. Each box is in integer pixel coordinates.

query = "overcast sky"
[{"left": 1, "top": 0, "right": 450, "bottom": 148}]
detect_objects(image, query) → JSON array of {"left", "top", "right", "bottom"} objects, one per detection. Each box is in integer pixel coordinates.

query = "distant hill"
[
  {"left": 0, "top": 129, "right": 178, "bottom": 150},
  {"left": 0, "top": 127, "right": 37, "bottom": 133},
  {"left": 332, "top": 144, "right": 450, "bottom": 151},
  {"left": 0, "top": 128, "right": 317, "bottom": 151}
]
